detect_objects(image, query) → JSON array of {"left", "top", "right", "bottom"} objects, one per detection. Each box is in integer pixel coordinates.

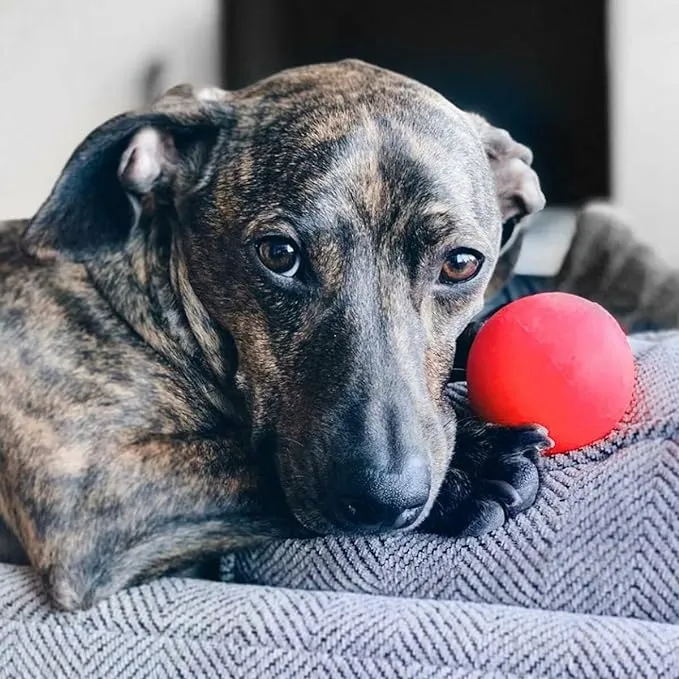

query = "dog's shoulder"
[{"left": 0, "top": 220, "right": 222, "bottom": 451}]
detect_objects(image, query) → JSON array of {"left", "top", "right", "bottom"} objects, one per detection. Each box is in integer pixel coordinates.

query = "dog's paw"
[
  {"left": 423, "top": 421, "right": 553, "bottom": 538},
  {"left": 455, "top": 423, "right": 552, "bottom": 536}
]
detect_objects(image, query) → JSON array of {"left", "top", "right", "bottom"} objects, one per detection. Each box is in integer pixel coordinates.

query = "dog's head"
[{"left": 24, "top": 60, "right": 544, "bottom": 534}]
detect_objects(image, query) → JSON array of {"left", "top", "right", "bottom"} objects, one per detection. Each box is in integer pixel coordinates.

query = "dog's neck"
[{"left": 84, "top": 210, "right": 238, "bottom": 417}]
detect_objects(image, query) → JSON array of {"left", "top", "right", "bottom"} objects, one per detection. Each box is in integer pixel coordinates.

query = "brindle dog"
[{"left": 0, "top": 60, "right": 550, "bottom": 610}]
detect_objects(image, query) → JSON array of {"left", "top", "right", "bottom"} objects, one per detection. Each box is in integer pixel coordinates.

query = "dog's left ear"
[
  {"left": 23, "top": 85, "right": 232, "bottom": 261},
  {"left": 467, "top": 113, "right": 545, "bottom": 240}
]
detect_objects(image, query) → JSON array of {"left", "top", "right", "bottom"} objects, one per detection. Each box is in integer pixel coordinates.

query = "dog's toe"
[
  {"left": 492, "top": 456, "right": 540, "bottom": 516},
  {"left": 456, "top": 497, "right": 506, "bottom": 537}
]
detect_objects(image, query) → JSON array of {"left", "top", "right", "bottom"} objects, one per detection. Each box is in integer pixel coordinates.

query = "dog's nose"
[{"left": 330, "top": 457, "right": 431, "bottom": 531}]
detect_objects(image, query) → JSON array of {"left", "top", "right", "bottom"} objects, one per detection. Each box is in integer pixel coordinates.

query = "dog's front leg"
[
  {"left": 423, "top": 386, "right": 553, "bottom": 537},
  {"left": 12, "top": 437, "right": 297, "bottom": 610}
]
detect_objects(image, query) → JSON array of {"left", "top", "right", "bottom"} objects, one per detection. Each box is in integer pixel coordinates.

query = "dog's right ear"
[
  {"left": 465, "top": 112, "right": 545, "bottom": 253},
  {"left": 23, "top": 86, "right": 232, "bottom": 261}
]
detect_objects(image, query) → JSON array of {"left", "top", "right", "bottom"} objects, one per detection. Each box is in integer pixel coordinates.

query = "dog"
[{"left": 0, "top": 60, "right": 549, "bottom": 610}]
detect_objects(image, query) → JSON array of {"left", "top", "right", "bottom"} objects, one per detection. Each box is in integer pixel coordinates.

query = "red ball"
[{"left": 467, "top": 292, "right": 635, "bottom": 454}]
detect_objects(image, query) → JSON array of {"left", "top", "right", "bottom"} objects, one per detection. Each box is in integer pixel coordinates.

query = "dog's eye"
[
  {"left": 439, "top": 248, "right": 484, "bottom": 284},
  {"left": 256, "top": 236, "right": 301, "bottom": 277}
]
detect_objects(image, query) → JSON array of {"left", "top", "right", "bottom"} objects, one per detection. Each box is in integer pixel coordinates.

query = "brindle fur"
[{"left": 0, "top": 60, "right": 549, "bottom": 609}]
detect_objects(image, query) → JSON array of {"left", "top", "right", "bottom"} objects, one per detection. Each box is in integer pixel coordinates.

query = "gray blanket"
[
  {"left": 1, "top": 333, "right": 678, "bottom": 677},
  {"left": 1, "top": 561, "right": 678, "bottom": 678}
]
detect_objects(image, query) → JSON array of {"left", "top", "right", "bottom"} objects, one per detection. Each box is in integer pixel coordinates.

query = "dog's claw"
[{"left": 481, "top": 479, "right": 523, "bottom": 511}]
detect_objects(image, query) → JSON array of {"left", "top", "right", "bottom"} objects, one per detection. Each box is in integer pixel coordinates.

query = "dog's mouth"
[
  {"left": 250, "top": 427, "right": 323, "bottom": 530},
  {"left": 261, "top": 435, "right": 338, "bottom": 535},
  {"left": 285, "top": 496, "right": 429, "bottom": 537}
]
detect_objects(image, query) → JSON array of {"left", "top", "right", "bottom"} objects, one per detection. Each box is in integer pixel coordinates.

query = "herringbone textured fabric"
[
  {"left": 229, "top": 334, "right": 679, "bottom": 627},
  {"left": 1, "top": 563, "right": 678, "bottom": 678},
  {"left": 0, "top": 333, "right": 678, "bottom": 677}
]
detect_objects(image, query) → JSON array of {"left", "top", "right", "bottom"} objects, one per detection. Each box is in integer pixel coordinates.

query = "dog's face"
[{"left": 24, "top": 60, "right": 544, "bottom": 535}]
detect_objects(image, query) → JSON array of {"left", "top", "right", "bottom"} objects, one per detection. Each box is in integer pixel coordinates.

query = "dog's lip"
[
  {"left": 291, "top": 509, "right": 336, "bottom": 536},
  {"left": 293, "top": 510, "right": 427, "bottom": 537},
  {"left": 265, "top": 443, "right": 329, "bottom": 534},
  {"left": 289, "top": 493, "right": 434, "bottom": 536}
]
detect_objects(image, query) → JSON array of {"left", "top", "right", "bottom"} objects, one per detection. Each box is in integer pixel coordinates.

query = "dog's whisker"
[{"left": 277, "top": 435, "right": 305, "bottom": 450}]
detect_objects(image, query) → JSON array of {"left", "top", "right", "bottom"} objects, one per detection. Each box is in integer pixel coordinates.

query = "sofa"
[{"left": 1, "top": 333, "right": 678, "bottom": 678}]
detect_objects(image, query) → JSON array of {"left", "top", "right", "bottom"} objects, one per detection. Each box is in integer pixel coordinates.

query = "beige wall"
[
  {"left": 610, "top": 0, "right": 679, "bottom": 261},
  {"left": 0, "top": 0, "right": 219, "bottom": 219}
]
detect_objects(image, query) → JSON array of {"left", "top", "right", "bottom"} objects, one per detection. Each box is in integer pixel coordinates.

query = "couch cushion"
[{"left": 225, "top": 333, "right": 679, "bottom": 624}]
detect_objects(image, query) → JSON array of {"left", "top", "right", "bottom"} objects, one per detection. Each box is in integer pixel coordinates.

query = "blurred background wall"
[
  {"left": 609, "top": 0, "right": 679, "bottom": 260},
  {"left": 0, "top": 0, "right": 219, "bottom": 219},
  {"left": 0, "top": 0, "right": 677, "bottom": 260}
]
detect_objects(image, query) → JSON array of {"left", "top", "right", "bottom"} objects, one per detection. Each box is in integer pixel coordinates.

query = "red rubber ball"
[{"left": 467, "top": 292, "right": 635, "bottom": 455}]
